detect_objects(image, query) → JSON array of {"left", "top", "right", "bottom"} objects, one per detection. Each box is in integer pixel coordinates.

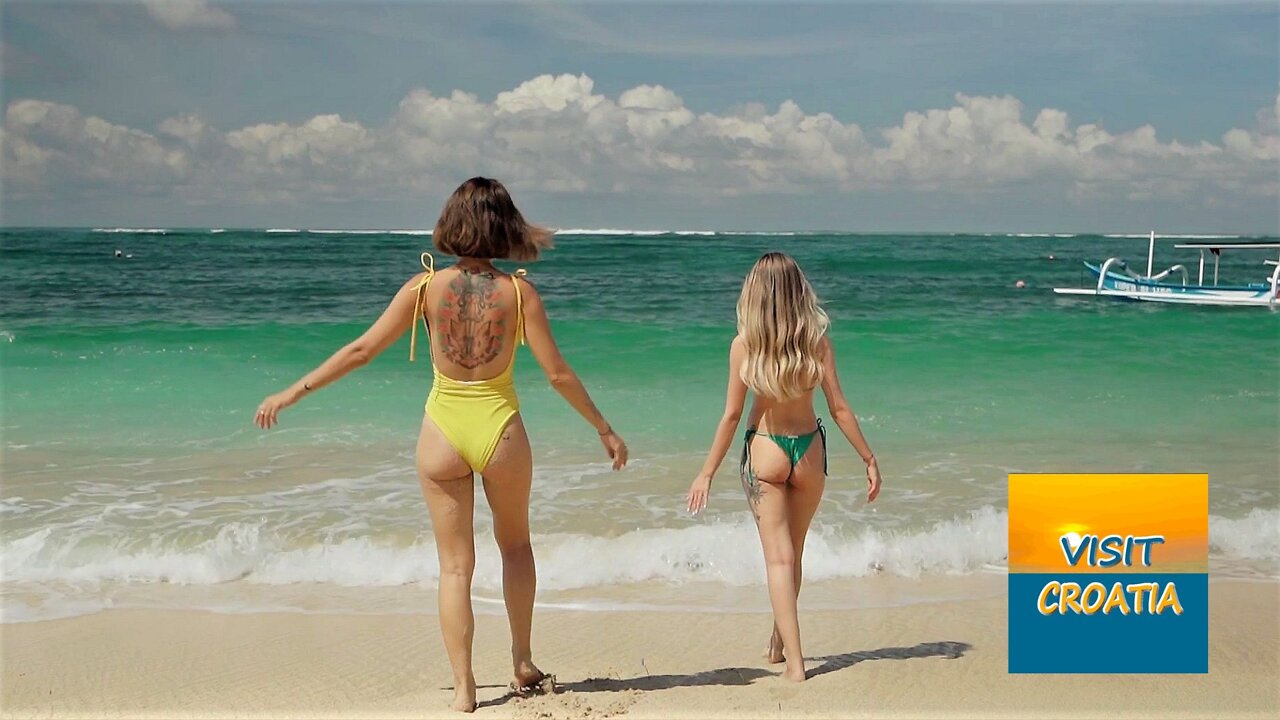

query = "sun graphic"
[{"left": 1056, "top": 523, "right": 1091, "bottom": 552}]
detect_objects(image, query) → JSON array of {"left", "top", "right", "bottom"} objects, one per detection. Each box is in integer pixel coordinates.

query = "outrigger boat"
[{"left": 1053, "top": 232, "right": 1280, "bottom": 307}]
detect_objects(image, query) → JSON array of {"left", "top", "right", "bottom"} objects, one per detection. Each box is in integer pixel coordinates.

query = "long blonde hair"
[{"left": 736, "top": 252, "right": 830, "bottom": 400}]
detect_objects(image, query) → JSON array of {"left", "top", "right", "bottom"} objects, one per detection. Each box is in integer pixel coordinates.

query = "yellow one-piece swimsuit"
[{"left": 408, "top": 252, "right": 527, "bottom": 472}]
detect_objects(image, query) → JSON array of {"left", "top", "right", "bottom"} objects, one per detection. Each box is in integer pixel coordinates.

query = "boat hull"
[{"left": 1052, "top": 264, "right": 1279, "bottom": 307}]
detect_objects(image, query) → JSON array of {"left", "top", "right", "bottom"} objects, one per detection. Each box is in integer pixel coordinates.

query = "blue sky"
[{"left": 2, "top": 1, "right": 1277, "bottom": 232}]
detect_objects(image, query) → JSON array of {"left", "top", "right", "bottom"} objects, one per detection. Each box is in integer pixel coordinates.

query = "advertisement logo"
[{"left": 1008, "top": 473, "right": 1208, "bottom": 673}]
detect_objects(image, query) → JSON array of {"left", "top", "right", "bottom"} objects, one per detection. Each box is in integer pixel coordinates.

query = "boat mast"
[{"left": 1146, "top": 230, "right": 1156, "bottom": 278}]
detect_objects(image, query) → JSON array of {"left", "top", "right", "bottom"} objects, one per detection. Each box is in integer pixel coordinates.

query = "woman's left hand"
[
  {"left": 866, "top": 459, "right": 882, "bottom": 503},
  {"left": 254, "top": 389, "right": 298, "bottom": 429}
]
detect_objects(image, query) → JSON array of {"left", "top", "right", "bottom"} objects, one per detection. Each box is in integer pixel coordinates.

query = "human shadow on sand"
[
  {"left": 475, "top": 640, "right": 971, "bottom": 708},
  {"left": 560, "top": 666, "right": 774, "bottom": 693},
  {"left": 808, "top": 640, "right": 973, "bottom": 678},
  {"left": 474, "top": 667, "right": 772, "bottom": 709}
]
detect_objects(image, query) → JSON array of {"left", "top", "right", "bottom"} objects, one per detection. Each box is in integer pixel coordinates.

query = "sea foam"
[
  {"left": 1103, "top": 233, "right": 1242, "bottom": 239},
  {"left": 5, "top": 506, "right": 1273, "bottom": 592},
  {"left": 306, "top": 229, "right": 432, "bottom": 235},
  {"left": 554, "top": 228, "right": 667, "bottom": 235},
  {"left": 553, "top": 229, "right": 801, "bottom": 236},
  {"left": 91, "top": 228, "right": 168, "bottom": 234},
  {"left": 1, "top": 508, "right": 1007, "bottom": 589},
  {"left": 1208, "top": 508, "right": 1280, "bottom": 560}
]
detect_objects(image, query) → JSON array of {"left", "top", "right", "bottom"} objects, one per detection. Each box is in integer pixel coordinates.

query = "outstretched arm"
[
  {"left": 818, "top": 336, "right": 881, "bottom": 502},
  {"left": 521, "top": 279, "right": 628, "bottom": 470},
  {"left": 254, "top": 273, "right": 425, "bottom": 429},
  {"left": 686, "top": 336, "right": 749, "bottom": 514}
]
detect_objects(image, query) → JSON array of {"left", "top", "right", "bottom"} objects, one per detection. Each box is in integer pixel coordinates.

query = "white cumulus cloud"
[
  {"left": 143, "top": 0, "right": 236, "bottom": 31},
  {"left": 2, "top": 74, "right": 1276, "bottom": 208},
  {"left": 2, "top": 99, "right": 187, "bottom": 197}
]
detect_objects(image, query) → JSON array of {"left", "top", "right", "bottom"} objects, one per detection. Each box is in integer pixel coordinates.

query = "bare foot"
[
  {"left": 514, "top": 661, "right": 545, "bottom": 686},
  {"left": 452, "top": 676, "right": 477, "bottom": 713},
  {"left": 782, "top": 662, "right": 807, "bottom": 683},
  {"left": 764, "top": 630, "right": 785, "bottom": 664},
  {"left": 509, "top": 655, "right": 555, "bottom": 696}
]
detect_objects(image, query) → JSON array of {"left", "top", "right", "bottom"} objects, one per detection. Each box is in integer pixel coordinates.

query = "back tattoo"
[{"left": 438, "top": 270, "right": 506, "bottom": 368}]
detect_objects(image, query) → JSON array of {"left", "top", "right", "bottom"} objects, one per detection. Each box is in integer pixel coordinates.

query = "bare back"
[
  {"left": 421, "top": 266, "right": 523, "bottom": 381},
  {"left": 749, "top": 391, "right": 820, "bottom": 437}
]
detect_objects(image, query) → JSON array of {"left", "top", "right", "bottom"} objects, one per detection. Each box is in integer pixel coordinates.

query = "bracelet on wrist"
[{"left": 597, "top": 425, "right": 613, "bottom": 436}]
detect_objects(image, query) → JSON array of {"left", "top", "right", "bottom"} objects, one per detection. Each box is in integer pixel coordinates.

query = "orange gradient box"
[{"left": 1008, "top": 473, "right": 1208, "bottom": 574}]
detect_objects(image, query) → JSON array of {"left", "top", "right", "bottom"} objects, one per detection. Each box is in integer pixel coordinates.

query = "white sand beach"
[{"left": 3, "top": 579, "right": 1275, "bottom": 719}]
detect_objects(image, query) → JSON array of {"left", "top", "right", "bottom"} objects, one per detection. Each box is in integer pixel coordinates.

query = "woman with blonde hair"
[
  {"left": 255, "top": 177, "right": 629, "bottom": 711},
  {"left": 686, "top": 251, "right": 881, "bottom": 682}
]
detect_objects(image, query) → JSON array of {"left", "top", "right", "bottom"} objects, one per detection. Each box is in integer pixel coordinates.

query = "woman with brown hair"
[{"left": 255, "top": 177, "right": 629, "bottom": 712}]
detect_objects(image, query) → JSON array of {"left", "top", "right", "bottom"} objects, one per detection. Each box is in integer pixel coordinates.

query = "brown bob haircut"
[{"left": 432, "top": 177, "right": 554, "bottom": 261}]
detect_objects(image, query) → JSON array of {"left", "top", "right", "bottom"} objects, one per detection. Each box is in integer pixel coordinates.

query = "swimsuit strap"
[
  {"left": 816, "top": 418, "right": 828, "bottom": 475},
  {"left": 408, "top": 252, "right": 436, "bottom": 362},
  {"left": 512, "top": 269, "right": 528, "bottom": 346}
]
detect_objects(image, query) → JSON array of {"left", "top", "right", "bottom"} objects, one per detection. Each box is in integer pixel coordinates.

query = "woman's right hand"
[
  {"left": 686, "top": 474, "right": 712, "bottom": 515},
  {"left": 254, "top": 388, "right": 300, "bottom": 430},
  {"left": 599, "top": 429, "right": 628, "bottom": 471}
]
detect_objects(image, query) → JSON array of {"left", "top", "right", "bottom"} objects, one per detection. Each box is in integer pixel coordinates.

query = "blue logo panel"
[{"left": 1008, "top": 573, "right": 1208, "bottom": 673}]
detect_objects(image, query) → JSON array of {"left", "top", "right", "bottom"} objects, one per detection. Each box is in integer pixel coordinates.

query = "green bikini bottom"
[{"left": 740, "top": 418, "right": 828, "bottom": 486}]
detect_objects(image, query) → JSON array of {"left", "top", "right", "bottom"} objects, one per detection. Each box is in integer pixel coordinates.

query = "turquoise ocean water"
[{"left": 2, "top": 228, "right": 1277, "bottom": 621}]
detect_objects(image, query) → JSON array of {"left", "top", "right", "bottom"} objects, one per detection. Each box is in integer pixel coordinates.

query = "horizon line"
[{"left": 2, "top": 226, "right": 1277, "bottom": 238}]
